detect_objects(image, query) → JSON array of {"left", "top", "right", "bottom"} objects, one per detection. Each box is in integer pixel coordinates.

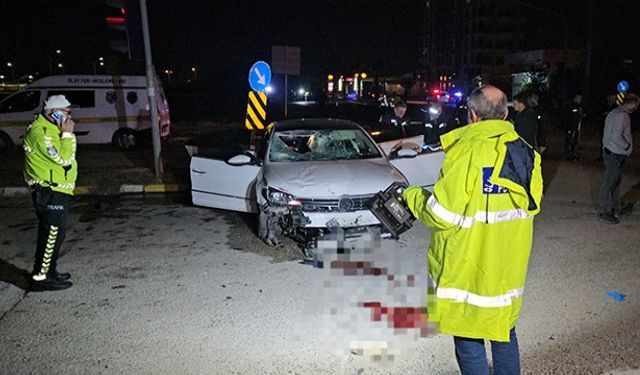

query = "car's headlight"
[{"left": 263, "top": 187, "right": 302, "bottom": 207}]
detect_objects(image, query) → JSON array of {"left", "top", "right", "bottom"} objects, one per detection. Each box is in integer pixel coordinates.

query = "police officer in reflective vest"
[
  {"left": 421, "top": 101, "right": 456, "bottom": 151},
  {"left": 24, "top": 95, "right": 77, "bottom": 291},
  {"left": 402, "top": 86, "right": 543, "bottom": 374},
  {"left": 379, "top": 100, "right": 410, "bottom": 139}
]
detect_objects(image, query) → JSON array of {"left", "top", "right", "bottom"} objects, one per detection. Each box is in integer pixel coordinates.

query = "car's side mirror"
[
  {"left": 390, "top": 148, "right": 418, "bottom": 159},
  {"left": 227, "top": 154, "right": 253, "bottom": 165}
]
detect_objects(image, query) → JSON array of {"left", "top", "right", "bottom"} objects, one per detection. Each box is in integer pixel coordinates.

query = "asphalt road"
[{"left": 1, "top": 126, "right": 640, "bottom": 374}]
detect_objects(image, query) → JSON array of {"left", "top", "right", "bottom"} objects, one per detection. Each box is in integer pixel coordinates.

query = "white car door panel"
[
  {"left": 390, "top": 151, "right": 444, "bottom": 190},
  {"left": 190, "top": 156, "right": 260, "bottom": 213},
  {"left": 377, "top": 135, "right": 424, "bottom": 156}
]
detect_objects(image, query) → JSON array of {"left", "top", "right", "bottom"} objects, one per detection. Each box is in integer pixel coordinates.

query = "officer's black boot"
[
  {"left": 29, "top": 277, "right": 73, "bottom": 292},
  {"left": 50, "top": 270, "right": 72, "bottom": 281}
]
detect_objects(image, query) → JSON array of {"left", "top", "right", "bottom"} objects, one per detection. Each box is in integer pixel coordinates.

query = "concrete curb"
[{"left": 0, "top": 184, "right": 189, "bottom": 197}]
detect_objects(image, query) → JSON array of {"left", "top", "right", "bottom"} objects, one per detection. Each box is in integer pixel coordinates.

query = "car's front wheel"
[
  {"left": 258, "top": 209, "right": 283, "bottom": 247},
  {"left": 0, "top": 131, "right": 14, "bottom": 154}
]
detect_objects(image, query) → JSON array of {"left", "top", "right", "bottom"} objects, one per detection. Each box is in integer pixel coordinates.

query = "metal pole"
[
  {"left": 284, "top": 73, "right": 288, "bottom": 117},
  {"left": 584, "top": 0, "right": 595, "bottom": 109},
  {"left": 139, "top": 0, "right": 163, "bottom": 178},
  {"left": 284, "top": 45, "right": 288, "bottom": 118},
  {"left": 562, "top": 23, "right": 568, "bottom": 101}
]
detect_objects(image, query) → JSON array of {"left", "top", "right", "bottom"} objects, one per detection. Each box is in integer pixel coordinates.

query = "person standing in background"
[
  {"left": 599, "top": 93, "right": 639, "bottom": 224},
  {"left": 23, "top": 95, "right": 77, "bottom": 292},
  {"left": 512, "top": 92, "right": 539, "bottom": 148},
  {"left": 564, "top": 94, "right": 585, "bottom": 161}
]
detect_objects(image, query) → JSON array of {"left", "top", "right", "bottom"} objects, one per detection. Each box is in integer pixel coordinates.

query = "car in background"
[{"left": 189, "top": 119, "right": 444, "bottom": 255}]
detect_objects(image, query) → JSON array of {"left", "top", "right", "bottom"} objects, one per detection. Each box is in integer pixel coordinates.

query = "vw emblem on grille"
[{"left": 338, "top": 196, "right": 354, "bottom": 212}]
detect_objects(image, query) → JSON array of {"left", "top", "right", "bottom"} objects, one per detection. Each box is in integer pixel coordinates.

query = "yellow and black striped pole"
[
  {"left": 245, "top": 91, "right": 267, "bottom": 130},
  {"left": 616, "top": 92, "right": 626, "bottom": 106}
]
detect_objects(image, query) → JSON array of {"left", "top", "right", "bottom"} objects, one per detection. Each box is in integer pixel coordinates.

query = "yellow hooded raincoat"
[{"left": 403, "top": 119, "right": 543, "bottom": 342}]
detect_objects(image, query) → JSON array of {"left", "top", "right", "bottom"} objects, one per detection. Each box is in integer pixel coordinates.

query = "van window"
[
  {"left": 47, "top": 90, "right": 95, "bottom": 108},
  {"left": 0, "top": 90, "right": 41, "bottom": 113}
]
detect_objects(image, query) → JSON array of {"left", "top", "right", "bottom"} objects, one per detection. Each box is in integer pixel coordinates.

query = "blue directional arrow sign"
[
  {"left": 617, "top": 80, "right": 629, "bottom": 93},
  {"left": 248, "top": 61, "right": 272, "bottom": 92}
]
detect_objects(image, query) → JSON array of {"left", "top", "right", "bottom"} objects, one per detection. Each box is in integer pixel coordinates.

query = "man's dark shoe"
[
  {"left": 28, "top": 278, "right": 73, "bottom": 292},
  {"left": 618, "top": 203, "right": 633, "bottom": 217},
  {"left": 598, "top": 212, "right": 620, "bottom": 224},
  {"left": 51, "top": 271, "right": 71, "bottom": 281}
]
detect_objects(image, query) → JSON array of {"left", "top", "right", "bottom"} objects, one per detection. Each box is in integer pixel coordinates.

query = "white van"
[{"left": 0, "top": 75, "right": 170, "bottom": 152}]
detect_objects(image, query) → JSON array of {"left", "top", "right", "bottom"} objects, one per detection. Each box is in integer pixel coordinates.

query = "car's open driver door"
[{"left": 190, "top": 149, "right": 260, "bottom": 213}]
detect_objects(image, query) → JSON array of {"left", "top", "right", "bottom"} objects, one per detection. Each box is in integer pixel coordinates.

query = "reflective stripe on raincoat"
[{"left": 403, "top": 119, "right": 543, "bottom": 342}]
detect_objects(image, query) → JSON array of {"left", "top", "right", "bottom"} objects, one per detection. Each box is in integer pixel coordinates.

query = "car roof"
[{"left": 272, "top": 118, "right": 362, "bottom": 131}]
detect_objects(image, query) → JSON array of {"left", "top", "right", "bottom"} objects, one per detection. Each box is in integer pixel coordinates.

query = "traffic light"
[
  {"left": 105, "top": 0, "right": 142, "bottom": 60},
  {"left": 105, "top": 0, "right": 129, "bottom": 55}
]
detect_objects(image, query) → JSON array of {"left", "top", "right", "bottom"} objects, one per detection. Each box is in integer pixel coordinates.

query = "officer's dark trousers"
[
  {"left": 600, "top": 149, "right": 626, "bottom": 214},
  {"left": 565, "top": 129, "right": 578, "bottom": 159},
  {"left": 31, "top": 186, "right": 71, "bottom": 280}
]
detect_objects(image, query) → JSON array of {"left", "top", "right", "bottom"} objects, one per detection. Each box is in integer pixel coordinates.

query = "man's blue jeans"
[{"left": 454, "top": 328, "right": 520, "bottom": 375}]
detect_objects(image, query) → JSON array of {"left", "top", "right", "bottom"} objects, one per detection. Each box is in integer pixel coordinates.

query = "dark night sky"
[
  {"left": 1, "top": 1, "right": 423, "bottom": 81},
  {"left": 1, "top": 0, "right": 638, "bottom": 98}
]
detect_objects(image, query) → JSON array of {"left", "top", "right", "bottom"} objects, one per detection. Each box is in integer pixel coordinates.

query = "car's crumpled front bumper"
[{"left": 299, "top": 210, "right": 380, "bottom": 228}]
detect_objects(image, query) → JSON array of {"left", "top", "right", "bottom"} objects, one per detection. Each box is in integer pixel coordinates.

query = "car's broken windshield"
[{"left": 269, "top": 129, "right": 381, "bottom": 162}]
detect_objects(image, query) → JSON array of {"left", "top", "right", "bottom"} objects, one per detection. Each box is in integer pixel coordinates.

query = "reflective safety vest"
[
  {"left": 23, "top": 114, "right": 78, "bottom": 195},
  {"left": 403, "top": 119, "right": 543, "bottom": 342}
]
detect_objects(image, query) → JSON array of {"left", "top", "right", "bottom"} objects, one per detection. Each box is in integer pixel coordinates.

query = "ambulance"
[{"left": 0, "top": 75, "right": 170, "bottom": 152}]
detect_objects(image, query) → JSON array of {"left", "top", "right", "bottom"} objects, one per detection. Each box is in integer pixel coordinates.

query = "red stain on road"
[{"left": 361, "top": 301, "right": 428, "bottom": 329}]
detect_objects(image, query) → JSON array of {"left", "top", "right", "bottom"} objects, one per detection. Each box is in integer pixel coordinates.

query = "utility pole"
[
  {"left": 584, "top": 0, "right": 595, "bottom": 109},
  {"left": 139, "top": 0, "right": 163, "bottom": 178}
]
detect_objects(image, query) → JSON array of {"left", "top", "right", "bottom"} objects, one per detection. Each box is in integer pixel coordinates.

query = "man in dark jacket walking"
[{"left": 512, "top": 93, "right": 538, "bottom": 148}]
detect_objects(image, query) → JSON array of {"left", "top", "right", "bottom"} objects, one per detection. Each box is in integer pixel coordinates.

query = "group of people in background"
[{"left": 380, "top": 88, "right": 639, "bottom": 227}]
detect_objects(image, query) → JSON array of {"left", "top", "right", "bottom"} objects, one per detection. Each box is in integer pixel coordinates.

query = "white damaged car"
[{"left": 189, "top": 119, "right": 443, "bottom": 253}]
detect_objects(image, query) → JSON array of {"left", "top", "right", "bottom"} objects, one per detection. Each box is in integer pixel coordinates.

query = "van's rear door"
[{"left": 155, "top": 78, "right": 170, "bottom": 137}]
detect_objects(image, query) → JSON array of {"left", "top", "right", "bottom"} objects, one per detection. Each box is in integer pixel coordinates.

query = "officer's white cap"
[{"left": 44, "top": 95, "right": 72, "bottom": 110}]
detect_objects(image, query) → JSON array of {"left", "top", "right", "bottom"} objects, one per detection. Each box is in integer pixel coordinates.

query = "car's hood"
[{"left": 264, "top": 158, "right": 406, "bottom": 197}]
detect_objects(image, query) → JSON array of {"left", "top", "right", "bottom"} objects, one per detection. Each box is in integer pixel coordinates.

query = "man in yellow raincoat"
[{"left": 403, "top": 85, "right": 543, "bottom": 374}]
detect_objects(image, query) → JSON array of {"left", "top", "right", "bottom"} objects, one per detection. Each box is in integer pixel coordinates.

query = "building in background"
[
  {"left": 422, "top": 0, "right": 586, "bottom": 98},
  {"left": 424, "top": 0, "right": 526, "bottom": 92}
]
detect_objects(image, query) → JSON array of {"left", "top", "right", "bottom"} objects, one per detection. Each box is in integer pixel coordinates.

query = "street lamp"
[
  {"left": 6, "top": 62, "right": 15, "bottom": 80},
  {"left": 49, "top": 49, "right": 62, "bottom": 75},
  {"left": 359, "top": 72, "right": 367, "bottom": 94},
  {"left": 191, "top": 66, "right": 197, "bottom": 81},
  {"left": 164, "top": 69, "right": 173, "bottom": 82}
]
